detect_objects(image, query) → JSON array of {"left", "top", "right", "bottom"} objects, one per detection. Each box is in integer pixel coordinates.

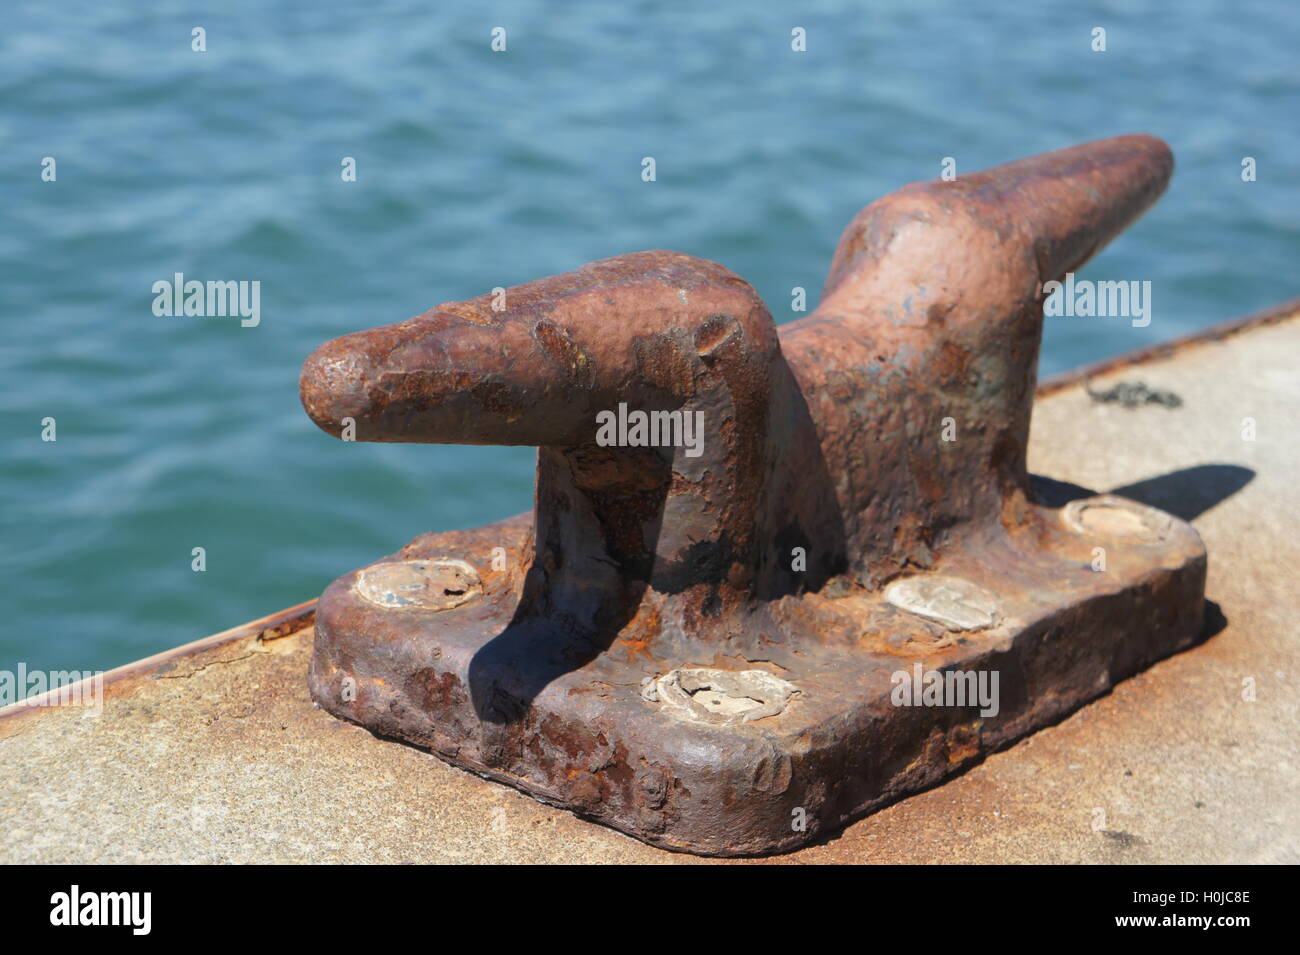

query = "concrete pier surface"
[{"left": 4, "top": 303, "right": 1298, "bottom": 864}]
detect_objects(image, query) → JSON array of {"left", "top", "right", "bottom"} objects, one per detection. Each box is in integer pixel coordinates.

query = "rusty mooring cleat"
[{"left": 300, "top": 134, "right": 1205, "bottom": 855}]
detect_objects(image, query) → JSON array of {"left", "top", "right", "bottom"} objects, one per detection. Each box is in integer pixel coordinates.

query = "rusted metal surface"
[{"left": 298, "top": 134, "right": 1206, "bottom": 855}]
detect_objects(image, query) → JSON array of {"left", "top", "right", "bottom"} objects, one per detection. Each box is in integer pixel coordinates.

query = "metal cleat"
[{"left": 299, "top": 134, "right": 1205, "bottom": 855}]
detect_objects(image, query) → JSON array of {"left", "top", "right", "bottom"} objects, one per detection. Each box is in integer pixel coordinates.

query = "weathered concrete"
[{"left": 3, "top": 306, "right": 1298, "bottom": 863}]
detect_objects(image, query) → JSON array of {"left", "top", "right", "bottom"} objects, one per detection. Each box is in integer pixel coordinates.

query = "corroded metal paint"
[{"left": 299, "top": 135, "right": 1206, "bottom": 855}]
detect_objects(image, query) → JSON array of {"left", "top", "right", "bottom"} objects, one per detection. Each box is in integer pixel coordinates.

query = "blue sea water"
[{"left": 2, "top": 1, "right": 1298, "bottom": 675}]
